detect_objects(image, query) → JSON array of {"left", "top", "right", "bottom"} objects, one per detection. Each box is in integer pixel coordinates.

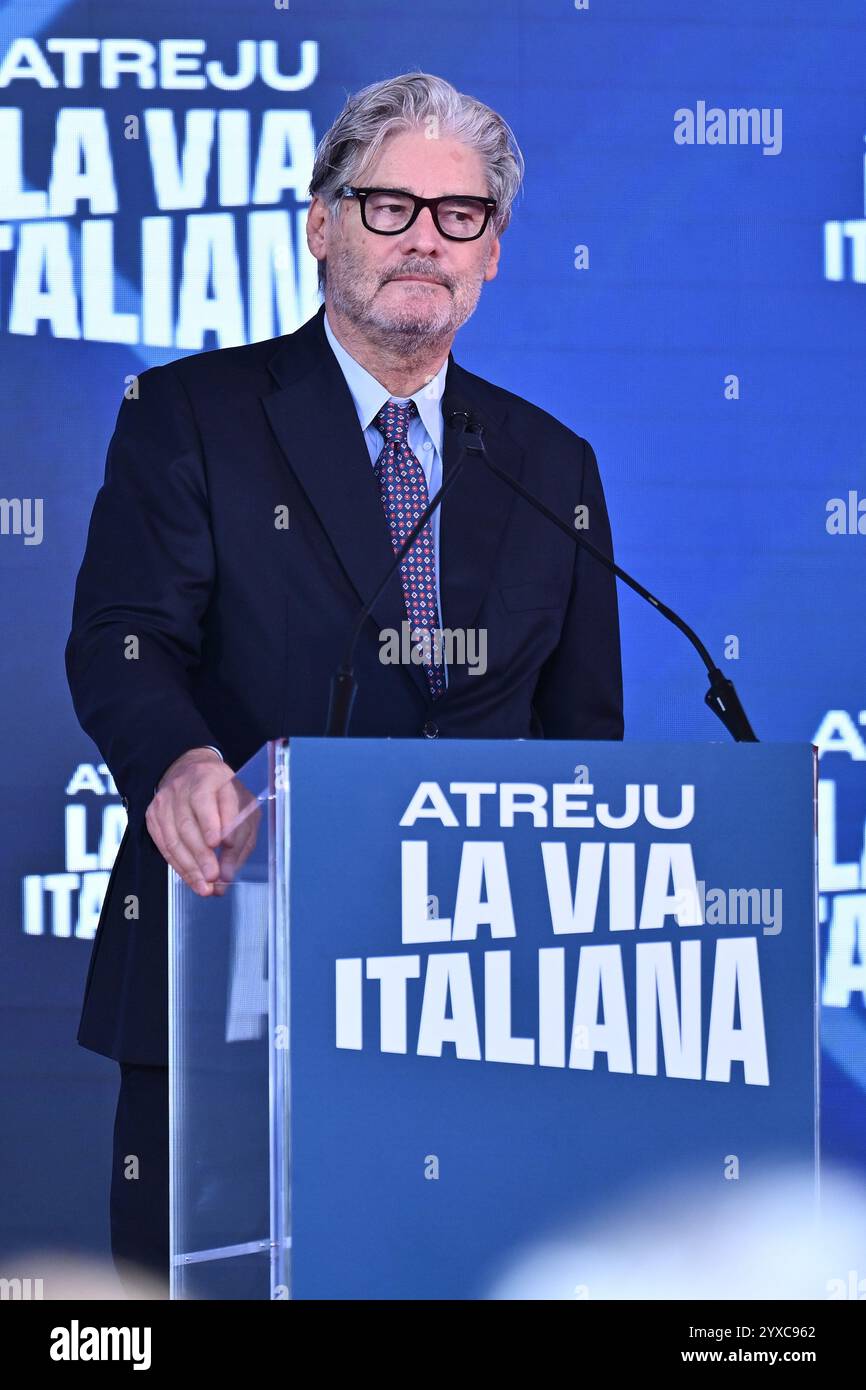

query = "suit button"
[
  {"left": 422, "top": 721, "right": 439, "bottom": 739},
  {"left": 121, "top": 796, "right": 129, "bottom": 809}
]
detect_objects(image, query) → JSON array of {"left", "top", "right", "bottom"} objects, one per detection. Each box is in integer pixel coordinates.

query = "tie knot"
[{"left": 374, "top": 398, "right": 417, "bottom": 444}]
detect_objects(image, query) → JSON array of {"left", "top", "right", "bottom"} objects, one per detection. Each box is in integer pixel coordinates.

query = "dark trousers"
[{"left": 111, "top": 1062, "right": 170, "bottom": 1292}]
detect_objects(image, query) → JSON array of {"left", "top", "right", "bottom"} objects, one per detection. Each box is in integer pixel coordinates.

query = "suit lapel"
[
  {"left": 262, "top": 306, "right": 429, "bottom": 699},
  {"left": 262, "top": 306, "right": 522, "bottom": 706}
]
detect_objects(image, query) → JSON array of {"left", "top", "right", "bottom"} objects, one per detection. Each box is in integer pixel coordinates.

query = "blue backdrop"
[{"left": 1, "top": 0, "right": 864, "bottom": 1264}]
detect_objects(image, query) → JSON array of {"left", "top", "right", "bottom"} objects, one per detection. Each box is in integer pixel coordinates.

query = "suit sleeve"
[
  {"left": 532, "top": 436, "right": 625, "bottom": 739},
  {"left": 65, "top": 364, "right": 221, "bottom": 815}
]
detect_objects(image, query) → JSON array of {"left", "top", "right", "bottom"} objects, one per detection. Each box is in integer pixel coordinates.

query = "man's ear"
[
  {"left": 306, "top": 196, "right": 329, "bottom": 261},
  {"left": 484, "top": 234, "right": 501, "bottom": 283}
]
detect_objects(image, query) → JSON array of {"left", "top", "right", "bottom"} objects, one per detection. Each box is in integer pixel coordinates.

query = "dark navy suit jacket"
[{"left": 66, "top": 303, "right": 623, "bottom": 1065}]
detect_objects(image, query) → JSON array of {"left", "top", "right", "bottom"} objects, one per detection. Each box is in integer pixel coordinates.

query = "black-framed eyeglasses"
[{"left": 340, "top": 185, "right": 497, "bottom": 242}]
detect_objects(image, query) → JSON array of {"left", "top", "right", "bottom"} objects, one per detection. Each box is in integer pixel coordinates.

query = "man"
[{"left": 66, "top": 70, "right": 623, "bottom": 1291}]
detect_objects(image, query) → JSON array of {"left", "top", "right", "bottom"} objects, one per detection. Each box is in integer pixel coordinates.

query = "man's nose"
[{"left": 397, "top": 204, "right": 443, "bottom": 255}]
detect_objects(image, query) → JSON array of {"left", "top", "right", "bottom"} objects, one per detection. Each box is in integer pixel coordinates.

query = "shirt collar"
[{"left": 323, "top": 307, "right": 447, "bottom": 452}]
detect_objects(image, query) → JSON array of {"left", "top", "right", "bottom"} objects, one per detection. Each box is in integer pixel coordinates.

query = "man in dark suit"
[{"left": 66, "top": 70, "right": 623, "bottom": 1291}]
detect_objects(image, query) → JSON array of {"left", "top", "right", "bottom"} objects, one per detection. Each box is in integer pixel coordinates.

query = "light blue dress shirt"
[{"left": 323, "top": 308, "right": 448, "bottom": 628}]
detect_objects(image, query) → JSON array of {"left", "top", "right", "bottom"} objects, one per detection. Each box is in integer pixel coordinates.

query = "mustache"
[{"left": 384, "top": 266, "right": 452, "bottom": 287}]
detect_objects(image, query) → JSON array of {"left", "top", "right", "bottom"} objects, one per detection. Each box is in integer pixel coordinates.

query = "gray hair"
[{"left": 309, "top": 70, "right": 525, "bottom": 293}]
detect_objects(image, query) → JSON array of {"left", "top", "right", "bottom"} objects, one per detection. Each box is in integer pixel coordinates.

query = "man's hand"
[{"left": 145, "top": 746, "right": 255, "bottom": 897}]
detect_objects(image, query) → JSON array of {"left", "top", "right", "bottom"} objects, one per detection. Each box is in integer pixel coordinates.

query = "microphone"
[
  {"left": 325, "top": 412, "right": 484, "bottom": 737},
  {"left": 445, "top": 402, "right": 758, "bottom": 743}
]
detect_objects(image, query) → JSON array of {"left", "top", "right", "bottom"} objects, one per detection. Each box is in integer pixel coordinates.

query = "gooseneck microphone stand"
[{"left": 445, "top": 406, "right": 757, "bottom": 743}]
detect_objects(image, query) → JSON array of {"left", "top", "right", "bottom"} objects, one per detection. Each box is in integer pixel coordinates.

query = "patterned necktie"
[{"left": 373, "top": 398, "right": 445, "bottom": 700}]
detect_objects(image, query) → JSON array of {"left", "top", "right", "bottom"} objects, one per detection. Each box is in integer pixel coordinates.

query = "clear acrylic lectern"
[
  {"left": 168, "top": 738, "right": 290, "bottom": 1300},
  {"left": 167, "top": 736, "right": 819, "bottom": 1300}
]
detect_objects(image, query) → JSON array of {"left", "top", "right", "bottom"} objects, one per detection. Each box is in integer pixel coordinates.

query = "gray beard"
[{"left": 327, "top": 253, "right": 486, "bottom": 355}]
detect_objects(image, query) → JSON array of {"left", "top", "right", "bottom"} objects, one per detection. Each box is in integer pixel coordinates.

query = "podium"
[{"left": 168, "top": 738, "right": 818, "bottom": 1300}]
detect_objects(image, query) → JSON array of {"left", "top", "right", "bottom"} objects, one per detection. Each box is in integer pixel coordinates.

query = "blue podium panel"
[{"left": 287, "top": 739, "right": 817, "bottom": 1300}]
